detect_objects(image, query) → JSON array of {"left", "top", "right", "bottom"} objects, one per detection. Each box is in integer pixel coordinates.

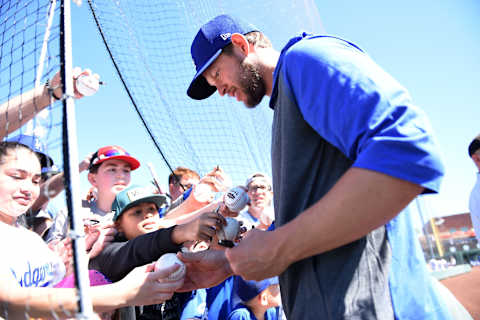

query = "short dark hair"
[
  {"left": 0, "top": 141, "right": 42, "bottom": 166},
  {"left": 88, "top": 151, "right": 100, "bottom": 173},
  {"left": 468, "top": 134, "right": 480, "bottom": 157}
]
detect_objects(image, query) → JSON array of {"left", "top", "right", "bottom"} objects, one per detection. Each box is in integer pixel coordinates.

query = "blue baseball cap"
[
  {"left": 233, "top": 276, "right": 279, "bottom": 302},
  {"left": 187, "top": 14, "right": 258, "bottom": 100},
  {"left": 5, "top": 134, "right": 53, "bottom": 168}
]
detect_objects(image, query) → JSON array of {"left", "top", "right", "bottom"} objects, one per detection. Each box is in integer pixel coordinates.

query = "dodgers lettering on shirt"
[
  {"left": 11, "top": 261, "right": 58, "bottom": 287},
  {"left": 0, "top": 222, "right": 65, "bottom": 288}
]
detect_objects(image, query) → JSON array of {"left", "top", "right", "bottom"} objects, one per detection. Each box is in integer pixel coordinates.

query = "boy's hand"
[
  {"left": 79, "top": 152, "right": 95, "bottom": 173},
  {"left": 85, "top": 221, "right": 117, "bottom": 259},
  {"left": 48, "top": 238, "right": 73, "bottom": 275},
  {"left": 171, "top": 211, "right": 226, "bottom": 244}
]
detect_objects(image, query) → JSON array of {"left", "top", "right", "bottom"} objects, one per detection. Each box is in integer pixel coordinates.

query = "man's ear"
[
  {"left": 88, "top": 172, "right": 97, "bottom": 187},
  {"left": 231, "top": 33, "right": 250, "bottom": 55},
  {"left": 259, "top": 291, "right": 269, "bottom": 306},
  {"left": 473, "top": 153, "right": 480, "bottom": 168}
]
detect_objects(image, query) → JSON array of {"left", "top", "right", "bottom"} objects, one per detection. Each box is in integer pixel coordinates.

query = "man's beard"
[{"left": 238, "top": 60, "right": 266, "bottom": 108}]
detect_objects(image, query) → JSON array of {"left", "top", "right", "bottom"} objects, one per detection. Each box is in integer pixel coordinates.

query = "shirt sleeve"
[
  {"left": 227, "top": 307, "right": 252, "bottom": 320},
  {"left": 281, "top": 36, "right": 444, "bottom": 193},
  {"left": 89, "top": 226, "right": 182, "bottom": 282}
]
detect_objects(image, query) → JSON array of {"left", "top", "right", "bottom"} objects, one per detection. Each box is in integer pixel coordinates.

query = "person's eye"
[{"left": 9, "top": 173, "right": 22, "bottom": 180}]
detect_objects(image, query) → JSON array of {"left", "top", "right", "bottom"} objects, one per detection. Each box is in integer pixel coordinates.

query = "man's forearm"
[{"left": 275, "top": 167, "right": 423, "bottom": 266}]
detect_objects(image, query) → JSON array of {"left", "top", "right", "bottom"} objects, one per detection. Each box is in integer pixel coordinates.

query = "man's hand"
[
  {"left": 177, "top": 250, "right": 233, "bottom": 291},
  {"left": 225, "top": 228, "right": 287, "bottom": 281}
]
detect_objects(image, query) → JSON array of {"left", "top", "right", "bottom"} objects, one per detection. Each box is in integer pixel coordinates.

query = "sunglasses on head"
[{"left": 88, "top": 146, "right": 130, "bottom": 169}]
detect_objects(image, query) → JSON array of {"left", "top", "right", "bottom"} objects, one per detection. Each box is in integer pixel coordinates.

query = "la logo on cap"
[
  {"left": 126, "top": 188, "right": 147, "bottom": 202},
  {"left": 220, "top": 33, "right": 231, "bottom": 40},
  {"left": 34, "top": 138, "right": 42, "bottom": 150}
]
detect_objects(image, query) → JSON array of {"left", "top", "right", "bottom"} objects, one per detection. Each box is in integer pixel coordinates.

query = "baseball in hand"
[
  {"left": 192, "top": 183, "right": 215, "bottom": 203},
  {"left": 217, "top": 217, "right": 241, "bottom": 242},
  {"left": 154, "top": 253, "right": 186, "bottom": 281},
  {"left": 76, "top": 74, "right": 100, "bottom": 96}
]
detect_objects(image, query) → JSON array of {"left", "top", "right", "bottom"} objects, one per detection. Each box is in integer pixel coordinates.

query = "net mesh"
[
  {"left": 87, "top": 0, "right": 324, "bottom": 186},
  {"left": 0, "top": 0, "right": 63, "bottom": 151},
  {"left": 0, "top": 0, "right": 73, "bottom": 318}
]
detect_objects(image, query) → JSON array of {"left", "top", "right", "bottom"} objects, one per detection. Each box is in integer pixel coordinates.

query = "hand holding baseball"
[{"left": 154, "top": 253, "right": 186, "bottom": 281}]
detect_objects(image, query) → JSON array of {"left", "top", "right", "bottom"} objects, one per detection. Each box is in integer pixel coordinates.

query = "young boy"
[
  {"left": 46, "top": 145, "right": 140, "bottom": 257},
  {"left": 90, "top": 184, "right": 226, "bottom": 320},
  {"left": 228, "top": 277, "right": 282, "bottom": 320}
]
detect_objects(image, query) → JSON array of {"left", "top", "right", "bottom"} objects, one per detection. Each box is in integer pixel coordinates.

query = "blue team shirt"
[
  {"left": 271, "top": 33, "right": 450, "bottom": 319},
  {"left": 228, "top": 305, "right": 280, "bottom": 320}
]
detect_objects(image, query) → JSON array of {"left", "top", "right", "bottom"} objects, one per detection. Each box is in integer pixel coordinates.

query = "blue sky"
[{"left": 69, "top": 1, "right": 479, "bottom": 218}]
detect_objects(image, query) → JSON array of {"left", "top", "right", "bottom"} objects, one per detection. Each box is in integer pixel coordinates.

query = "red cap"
[{"left": 88, "top": 145, "right": 140, "bottom": 171}]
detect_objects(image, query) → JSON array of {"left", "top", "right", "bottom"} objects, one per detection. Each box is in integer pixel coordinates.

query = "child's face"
[
  {"left": 0, "top": 148, "right": 41, "bottom": 224},
  {"left": 89, "top": 159, "right": 131, "bottom": 198},
  {"left": 116, "top": 202, "right": 160, "bottom": 239}
]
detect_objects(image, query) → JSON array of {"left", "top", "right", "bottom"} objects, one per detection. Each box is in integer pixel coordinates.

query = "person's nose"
[
  {"left": 20, "top": 181, "right": 36, "bottom": 198},
  {"left": 144, "top": 210, "right": 155, "bottom": 219},
  {"left": 116, "top": 170, "right": 127, "bottom": 180}
]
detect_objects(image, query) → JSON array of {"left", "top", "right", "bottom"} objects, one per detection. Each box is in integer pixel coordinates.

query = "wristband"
[{"left": 45, "top": 79, "right": 62, "bottom": 100}]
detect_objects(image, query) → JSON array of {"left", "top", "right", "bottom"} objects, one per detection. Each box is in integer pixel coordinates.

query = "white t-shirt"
[
  {"left": 0, "top": 222, "right": 65, "bottom": 287},
  {"left": 469, "top": 172, "right": 480, "bottom": 243},
  {"left": 45, "top": 200, "right": 114, "bottom": 243}
]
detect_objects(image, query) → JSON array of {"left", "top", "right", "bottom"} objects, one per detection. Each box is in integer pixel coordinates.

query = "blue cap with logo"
[
  {"left": 5, "top": 134, "right": 53, "bottom": 168},
  {"left": 112, "top": 185, "right": 167, "bottom": 221},
  {"left": 187, "top": 14, "right": 258, "bottom": 100},
  {"left": 233, "top": 276, "right": 279, "bottom": 302}
]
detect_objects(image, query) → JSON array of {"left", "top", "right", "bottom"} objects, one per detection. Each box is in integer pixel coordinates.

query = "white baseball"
[
  {"left": 154, "top": 253, "right": 186, "bottom": 281},
  {"left": 76, "top": 74, "right": 99, "bottom": 96},
  {"left": 192, "top": 183, "right": 215, "bottom": 203},
  {"left": 260, "top": 206, "right": 275, "bottom": 226},
  {"left": 217, "top": 217, "right": 241, "bottom": 242}
]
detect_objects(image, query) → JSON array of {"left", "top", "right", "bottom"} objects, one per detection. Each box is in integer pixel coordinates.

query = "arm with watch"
[{"left": 0, "top": 67, "right": 100, "bottom": 139}]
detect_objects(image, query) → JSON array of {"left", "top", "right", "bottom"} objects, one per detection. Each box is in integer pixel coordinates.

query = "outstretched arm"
[
  {"left": 0, "top": 85, "right": 52, "bottom": 139},
  {"left": 226, "top": 167, "right": 423, "bottom": 280},
  {"left": 0, "top": 67, "right": 99, "bottom": 139},
  {"left": 179, "top": 167, "right": 422, "bottom": 290},
  {"left": 0, "top": 263, "right": 183, "bottom": 318}
]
